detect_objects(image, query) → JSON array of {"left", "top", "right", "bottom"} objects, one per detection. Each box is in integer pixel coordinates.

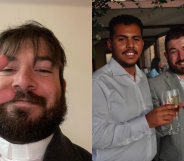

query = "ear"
[
  {"left": 63, "top": 80, "right": 66, "bottom": 92},
  {"left": 164, "top": 52, "right": 169, "bottom": 62},
  {"left": 107, "top": 39, "right": 112, "bottom": 51}
]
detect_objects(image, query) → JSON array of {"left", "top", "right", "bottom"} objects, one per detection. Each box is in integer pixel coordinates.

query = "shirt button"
[
  {"left": 142, "top": 132, "right": 145, "bottom": 134},
  {"left": 149, "top": 137, "right": 150, "bottom": 140},
  {"left": 141, "top": 101, "right": 143, "bottom": 104},
  {"left": 148, "top": 156, "right": 150, "bottom": 159}
]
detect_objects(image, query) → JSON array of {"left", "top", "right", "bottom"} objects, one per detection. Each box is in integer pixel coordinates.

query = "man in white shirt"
[
  {"left": 149, "top": 27, "right": 184, "bottom": 161},
  {"left": 0, "top": 21, "right": 91, "bottom": 161},
  {"left": 92, "top": 14, "right": 178, "bottom": 161}
]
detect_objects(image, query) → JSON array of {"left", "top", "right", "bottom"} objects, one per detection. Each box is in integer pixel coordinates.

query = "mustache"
[
  {"left": 176, "top": 60, "right": 184, "bottom": 65},
  {"left": 5, "top": 90, "right": 47, "bottom": 107},
  {"left": 122, "top": 49, "right": 138, "bottom": 55}
]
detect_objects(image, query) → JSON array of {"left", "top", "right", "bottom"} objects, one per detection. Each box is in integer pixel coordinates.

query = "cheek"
[
  {"left": 0, "top": 76, "right": 13, "bottom": 90},
  {"left": 39, "top": 79, "right": 61, "bottom": 107},
  {"left": 170, "top": 56, "right": 177, "bottom": 64}
]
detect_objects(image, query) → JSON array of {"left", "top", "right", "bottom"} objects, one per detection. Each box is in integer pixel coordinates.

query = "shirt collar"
[
  {"left": 109, "top": 57, "right": 143, "bottom": 79},
  {"left": 176, "top": 74, "right": 184, "bottom": 82},
  {"left": 0, "top": 134, "right": 53, "bottom": 160}
]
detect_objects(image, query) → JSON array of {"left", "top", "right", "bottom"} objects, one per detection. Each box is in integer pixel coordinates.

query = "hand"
[
  {"left": 175, "top": 103, "right": 183, "bottom": 113},
  {"left": 145, "top": 104, "right": 178, "bottom": 128},
  {"left": 0, "top": 55, "right": 15, "bottom": 103}
]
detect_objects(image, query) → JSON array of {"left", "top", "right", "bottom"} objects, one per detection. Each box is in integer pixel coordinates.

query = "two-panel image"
[{"left": 0, "top": 0, "right": 183, "bottom": 161}]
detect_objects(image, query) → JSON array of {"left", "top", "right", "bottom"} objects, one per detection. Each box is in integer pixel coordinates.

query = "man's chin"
[{"left": 170, "top": 66, "right": 184, "bottom": 75}]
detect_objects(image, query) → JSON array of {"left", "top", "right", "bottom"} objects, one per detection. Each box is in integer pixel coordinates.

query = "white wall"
[{"left": 0, "top": 0, "right": 92, "bottom": 152}]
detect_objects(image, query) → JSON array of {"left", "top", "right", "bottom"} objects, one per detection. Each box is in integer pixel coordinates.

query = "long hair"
[{"left": 151, "top": 57, "right": 161, "bottom": 73}]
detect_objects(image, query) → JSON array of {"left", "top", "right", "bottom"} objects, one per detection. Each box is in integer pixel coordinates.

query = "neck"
[
  {"left": 177, "top": 74, "right": 184, "bottom": 79},
  {"left": 123, "top": 65, "right": 136, "bottom": 80},
  {"left": 124, "top": 66, "right": 136, "bottom": 76}
]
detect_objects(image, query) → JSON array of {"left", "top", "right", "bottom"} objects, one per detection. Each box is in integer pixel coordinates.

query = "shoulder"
[
  {"left": 149, "top": 68, "right": 159, "bottom": 78},
  {"left": 92, "top": 64, "right": 112, "bottom": 82},
  {"left": 73, "top": 144, "right": 92, "bottom": 161},
  {"left": 149, "top": 70, "right": 167, "bottom": 84},
  {"left": 43, "top": 127, "right": 92, "bottom": 161}
]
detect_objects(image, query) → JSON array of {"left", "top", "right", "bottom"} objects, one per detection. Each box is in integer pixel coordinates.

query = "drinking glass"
[
  {"left": 171, "top": 89, "right": 183, "bottom": 131},
  {"left": 162, "top": 90, "right": 177, "bottom": 135}
]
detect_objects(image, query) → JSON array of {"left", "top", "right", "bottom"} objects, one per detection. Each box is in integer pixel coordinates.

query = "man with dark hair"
[
  {"left": 149, "top": 27, "right": 184, "bottom": 161},
  {"left": 92, "top": 14, "right": 178, "bottom": 161},
  {"left": 0, "top": 21, "right": 91, "bottom": 161}
]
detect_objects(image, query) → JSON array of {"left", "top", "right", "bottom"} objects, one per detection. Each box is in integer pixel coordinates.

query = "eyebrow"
[
  {"left": 117, "top": 35, "right": 142, "bottom": 39},
  {"left": 34, "top": 56, "right": 53, "bottom": 62},
  {"left": 168, "top": 48, "right": 177, "bottom": 53}
]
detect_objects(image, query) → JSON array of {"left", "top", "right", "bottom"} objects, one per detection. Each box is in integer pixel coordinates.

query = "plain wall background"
[{"left": 0, "top": 0, "right": 92, "bottom": 152}]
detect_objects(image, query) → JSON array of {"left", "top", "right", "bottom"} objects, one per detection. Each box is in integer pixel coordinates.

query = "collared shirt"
[
  {"left": 92, "top": 58, "right": 156, "bottom": 161},
  {"left": 0, "top": 134, "right": 53, "bottom": 161},
  {"left": 177, "top": 75, "right": 184, "bottom": 90}
]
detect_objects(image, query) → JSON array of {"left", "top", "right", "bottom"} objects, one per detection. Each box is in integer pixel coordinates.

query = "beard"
[
  {"left": 0, "top": 89, "right": 67, "bottom": 144},
  {"left": 168, "top": 58, "right": 184, "bottom": 75}
]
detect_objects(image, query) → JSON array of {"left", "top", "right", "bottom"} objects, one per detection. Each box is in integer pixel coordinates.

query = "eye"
[
  {"left": 35, "top": 69, "right": 52, "bottom": 73},
  {"left": 171, "top": 51, "right": 178, "bottom": 55},
  {"left": 119, "top": 38, "right": 127, "bottom": 43},
  {"left": 1, "top": 69, "right": 15, "bottom": 72},
  {"left": 134, "top": 38, "right": 140, "bottom": 41}
]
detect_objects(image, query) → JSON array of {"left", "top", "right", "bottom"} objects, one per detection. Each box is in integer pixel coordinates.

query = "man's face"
[
  {"left": 0, "top": 39, "right": 67, "bottom": 143},
  {"left": 107, "top": 24, "right": 144, "bottom": 68},
  {"left": 165, "top": 36, "right": 184, "bottom": 75}
]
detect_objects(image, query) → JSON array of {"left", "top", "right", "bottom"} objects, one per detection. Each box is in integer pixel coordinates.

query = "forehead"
[
  {"left": 2, "top": 38, "right": 52, "bottom": 59},
  {"left": 20, "top": 39, "right": 51, "bottom": 57},
  {"left": 113, "top": 23, "right": 142, "bottom": 37},
  {"left": 168, "top": 36, "right": 184, "bottom": 49}
]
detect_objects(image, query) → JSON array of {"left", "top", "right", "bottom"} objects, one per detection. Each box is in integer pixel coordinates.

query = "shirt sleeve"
[{"left": 92, "top": 80, "right": 152, "bottom": 149}]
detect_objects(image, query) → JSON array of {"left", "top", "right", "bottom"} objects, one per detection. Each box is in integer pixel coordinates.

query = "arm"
[{"left": 92, "top": 81, "right": 152, "bottom": 149}]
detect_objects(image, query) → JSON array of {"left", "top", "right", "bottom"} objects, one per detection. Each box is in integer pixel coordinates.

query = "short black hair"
[
  {"left": 165, "top": 27, "right": 184, "bottom": 54},
  {"left": 109, "top": 14, "right": 143, "bottom": 40}
]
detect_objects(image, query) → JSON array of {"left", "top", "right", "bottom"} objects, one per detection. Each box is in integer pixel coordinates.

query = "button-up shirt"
[
  {"left": 92, "top": 58, "right": 156, "bottom": 161},
  {"left": 177, "top": 75, "right": 184, "bottom": 90}
]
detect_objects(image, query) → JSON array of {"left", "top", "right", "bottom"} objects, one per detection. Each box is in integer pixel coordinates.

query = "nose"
[
  {"left": 178, "top": 51, "right": 184, "bottom": 60},
  {"left": 126, "top": 39, "right": 134, "bottom": 48},
  {"left": 12, "top": 68, "right": 37, "bottom": 92}
]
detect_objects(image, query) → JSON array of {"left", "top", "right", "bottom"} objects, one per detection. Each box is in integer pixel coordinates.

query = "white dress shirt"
[
  {"left": 0, "top": 134, "right": 53, "bottom": 161},
  {"left": 92, "top": 58, "right": 156, "bottom": 161},
  {"left": 177, "top": 75, "right": 184, "bottom": 90}
]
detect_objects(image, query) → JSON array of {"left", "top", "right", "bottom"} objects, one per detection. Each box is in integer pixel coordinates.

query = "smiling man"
[
  {"left": 148, "top": 27, "right": 184, "bottom": 161},
  {"left": 0, "top": 21, "right": 91, "bottom": 161},
  {"left": 92, "top": 14, "right": 178, "bottom": 161}
]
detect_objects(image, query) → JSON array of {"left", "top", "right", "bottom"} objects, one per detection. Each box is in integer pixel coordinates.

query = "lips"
[
  {"left": 14, "top": 99, "right": 37, "bottom": 105},
  {"left": 123, "top": 50, "right": 137, "bottom": 56},
  {"left": 125, "top": 53, "right": 135, "bottom": 56}
]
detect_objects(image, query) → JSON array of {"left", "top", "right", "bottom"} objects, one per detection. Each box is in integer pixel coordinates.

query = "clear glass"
[
  {"left": 162, "top": 90, "right": 177, "bottom": 135},
  {"left": 171, "top": 89, "right": 183, "bottom": 131}
]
